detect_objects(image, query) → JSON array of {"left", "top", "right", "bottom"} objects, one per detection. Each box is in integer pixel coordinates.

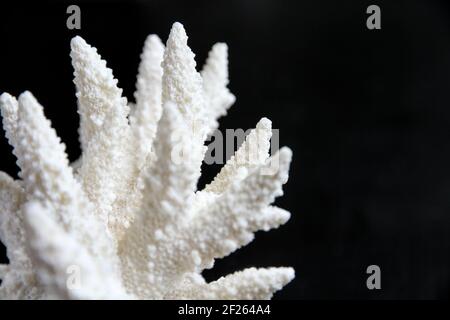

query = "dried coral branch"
[
  {"left": 0, "top": 22, "right": 294, "bottom": 300},
  {"left": 131, "top": 34, "right": 165, "bottom": 168},
  {"left": 201, "top": 42, "right": 236, "bottom": 134}
]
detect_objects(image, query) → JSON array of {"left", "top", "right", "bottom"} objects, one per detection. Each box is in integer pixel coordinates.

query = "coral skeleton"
[{"left": 0, "top": 22, "right": 294, "bottom": 299}]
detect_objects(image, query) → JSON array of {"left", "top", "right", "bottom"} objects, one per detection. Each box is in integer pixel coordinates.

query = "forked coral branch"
[{"left": 0, "top": 22, "right": 294, "bottom": 299}]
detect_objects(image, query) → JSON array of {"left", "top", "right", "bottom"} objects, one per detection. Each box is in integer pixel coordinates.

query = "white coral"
[{"left": 0, "top": 22, "right": 294, "bottom": 300}]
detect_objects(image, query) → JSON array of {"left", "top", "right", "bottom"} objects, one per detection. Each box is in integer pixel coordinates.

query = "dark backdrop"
[{"left": 1, "top": 0, "right": 450, "bottom": 299}]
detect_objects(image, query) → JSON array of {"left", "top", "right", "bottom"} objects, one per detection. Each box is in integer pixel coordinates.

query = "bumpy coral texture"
[{"left": 0, "top": 22, "right": 294, "bottom": 299}]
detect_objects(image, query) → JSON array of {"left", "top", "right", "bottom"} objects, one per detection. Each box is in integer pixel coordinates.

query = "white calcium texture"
[{"left": 0, "top": 22, "right": 294, "bottom": 299}]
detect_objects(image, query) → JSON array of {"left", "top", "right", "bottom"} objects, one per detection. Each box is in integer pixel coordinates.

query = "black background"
[{"left": 1, "top": 0, "right": 450, "bottom": 299}]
